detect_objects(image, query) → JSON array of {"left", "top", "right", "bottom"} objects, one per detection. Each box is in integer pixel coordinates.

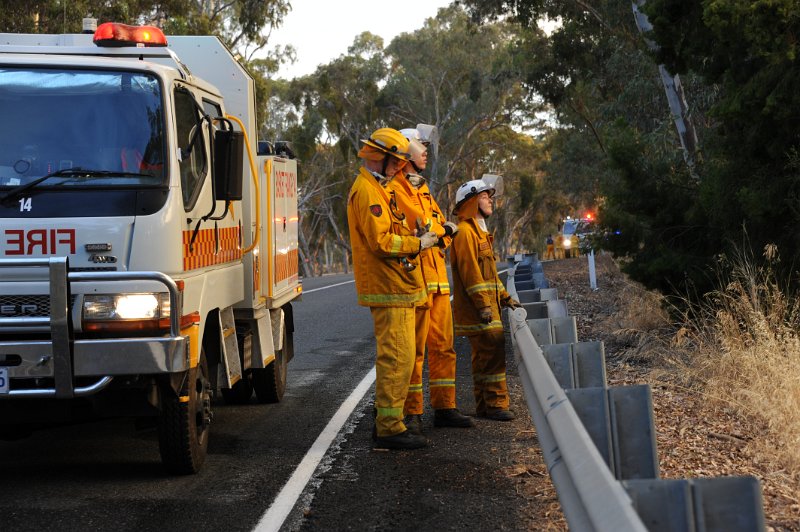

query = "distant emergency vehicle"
[{"left": 560, "top": 214, "right": 595, "bottom": 252}]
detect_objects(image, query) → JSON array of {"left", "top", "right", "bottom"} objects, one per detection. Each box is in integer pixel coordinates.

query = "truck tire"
[
  {"left": 158, "top": 351, "right": 212, "bottom": 474},
  {"left": 220, "top": 373, "right": 253, "bottom": 405},
  {"left": 252, "top": 326, "right": 292, "bottom": 403}
]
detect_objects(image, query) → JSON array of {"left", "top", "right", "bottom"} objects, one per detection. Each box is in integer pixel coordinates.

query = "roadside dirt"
[{"left": 538, "top": 254, "right": 800, "bottom": 531}]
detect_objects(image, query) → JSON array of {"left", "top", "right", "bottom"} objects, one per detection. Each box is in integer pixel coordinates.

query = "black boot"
[
  {"left": 403, "top": 414, "right": 423, "bottom": 435},
  {"left": 480, "top": 409, "right": 515, "bottom": 421},
  {"left": 373, "top": 430, "right": 427, "bottom": 450},
  {"left": 433, "top": 408, "right": 475, "bottom": 428}
]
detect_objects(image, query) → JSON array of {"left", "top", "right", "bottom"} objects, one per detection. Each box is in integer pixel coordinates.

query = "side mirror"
[{"left": 213, "top": 129, "right": 244, "bottom": 201}]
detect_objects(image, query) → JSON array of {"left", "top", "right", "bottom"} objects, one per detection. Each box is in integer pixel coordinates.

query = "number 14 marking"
[{"left": 19, "top": 198, "right": 31, "bottom": 212}]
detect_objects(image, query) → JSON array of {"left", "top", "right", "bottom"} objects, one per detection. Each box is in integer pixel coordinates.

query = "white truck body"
[{"left": 0, "top": 26, "right": 300, "bottom": 473}]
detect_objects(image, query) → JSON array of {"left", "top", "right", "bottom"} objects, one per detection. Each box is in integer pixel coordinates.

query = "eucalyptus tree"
[
  {"left": 269, "top": 5, "right": 553, "bottom": 272},
  {"left": 382, "top": 6, "right": 543, "bottom": 200},
  {"left": 463, "top": 0, "right": 800, "bottom": 294}
]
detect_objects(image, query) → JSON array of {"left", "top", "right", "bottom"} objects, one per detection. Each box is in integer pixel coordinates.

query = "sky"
[{"left": 267, "top": 0, "right": 454, "bottom": 80}]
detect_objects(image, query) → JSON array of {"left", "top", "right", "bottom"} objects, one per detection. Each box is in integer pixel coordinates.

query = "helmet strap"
[
  {"left": 478, "top": 206, "right": 491, "bottom": 219},
  {"left": 381, "top": 155, "right": 390, "bottom": 176}
]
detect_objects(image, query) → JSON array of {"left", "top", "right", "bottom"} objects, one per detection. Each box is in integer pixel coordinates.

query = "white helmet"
[
  {"left": 399, "top": 128, "right": 421, "bottom": 141},
  {"left": 399, "top": 128, "right": 428, "bottom": 169},
  {"left": 454, "top": 178, "right": 495, "bottom": 212}
]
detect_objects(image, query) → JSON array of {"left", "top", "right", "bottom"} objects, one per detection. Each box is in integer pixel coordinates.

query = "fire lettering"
[
  {"left": 275, "top": 170, "right": 296, "bottom": 198},
  {"left": 3, "top": 229, "right": 76, "bottom": 256},
  {"left": 5, "top": 230, "right": 23, "bottom": 256}
]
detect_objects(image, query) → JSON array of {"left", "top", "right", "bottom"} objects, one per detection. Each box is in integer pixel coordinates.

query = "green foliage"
[
  {"left": 461, "top": 0, "right": 800, "bottom": 297},
  {"left": 641, "top": 0, "right": 800, "bottom": 289},
  {"left": 263, "top": 5, "right": 552, "bottom": 273}
]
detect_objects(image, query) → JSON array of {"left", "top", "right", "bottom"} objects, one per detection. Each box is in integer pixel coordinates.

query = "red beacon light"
[
  {"left": 93, "top": 22, "right": 168, "bottom": 48},
  {"left": 584, "top": 212, "right": 594, "bottom": 220}
]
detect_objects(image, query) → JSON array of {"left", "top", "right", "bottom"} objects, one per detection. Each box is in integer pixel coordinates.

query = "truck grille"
[{"left": 0, "top": 295, "right": 78, "bottom": 318}]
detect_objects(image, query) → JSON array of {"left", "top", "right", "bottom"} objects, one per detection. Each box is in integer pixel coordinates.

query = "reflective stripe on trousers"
[
  {"left": 371, "top": 306, "right": 416, "bottom": 437},
  {"left": 468, "top": 329, "right": 509, "bottom": 413}
]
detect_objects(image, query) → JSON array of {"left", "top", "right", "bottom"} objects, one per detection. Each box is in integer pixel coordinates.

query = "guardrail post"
[
  {"left": 573, "top": 341, "right": 606, "bottom": 388},
  {"left": 546, "top": 299, "right": 569, "bottom": 318},
  {"left": 517, "top": 288, "right": 541, "bottom": 303},
  {"left": 542, "top": 344, "right": 575, "bottom": 388},
  {"left": 609, "top": 385, "right": 659, "bottom": 479},
  {"left": 550, "top": 316, "right": 578, "bottom": 344},
  {"left": 566, "top": 387, "right": 615, "bottom": 473},
  {"left": 624, "top": 477, "right": 766, "bottom": 532},
  {"left": 542, "top": 341, "right": 606, "bottom": 389}
]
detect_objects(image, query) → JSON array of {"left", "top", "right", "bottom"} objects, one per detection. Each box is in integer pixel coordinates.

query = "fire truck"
[{"left": 0, "top": 22, "right": 301, "bottom": 473}]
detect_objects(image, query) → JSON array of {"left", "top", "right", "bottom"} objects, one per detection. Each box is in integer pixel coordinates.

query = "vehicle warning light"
[{"left": 93, "top": 23, "right": 168, "bottom": 47}]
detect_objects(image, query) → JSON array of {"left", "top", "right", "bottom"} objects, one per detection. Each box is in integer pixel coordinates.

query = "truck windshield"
[{"left": 0, "top": 68, "right": 165, "bottom": 189}]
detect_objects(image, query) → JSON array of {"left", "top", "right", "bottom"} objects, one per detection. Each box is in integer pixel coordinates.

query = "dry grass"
[
  {"left": 552, "top": 253, "right": 800, "bottom": 528},
  {"left": 684, "top": 247, "right": 800, "bottom": 479},
  {"left": 597, "top": 267, "right": 676, "bottom": 366}
]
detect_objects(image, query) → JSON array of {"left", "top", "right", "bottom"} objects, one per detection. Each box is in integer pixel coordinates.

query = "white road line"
[
  {"left": 301, "top": 280, "right": 354, "bottom": 294},
  {"left": 253, "top": 367, "right": 376, "bottom": 532}
]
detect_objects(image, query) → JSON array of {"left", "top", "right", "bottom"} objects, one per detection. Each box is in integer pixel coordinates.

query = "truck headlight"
[
  {"left": 83, "top": 293, "right": 170, "bottom": 321},
  {"left": 563, "top": 237, "right": 572, "bottom": 248}
]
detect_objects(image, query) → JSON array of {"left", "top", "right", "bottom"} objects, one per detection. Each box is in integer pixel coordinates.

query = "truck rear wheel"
[
  {"left": 158, "top": 351, "right": 212, "bottom": 474},
  {"left": 221, "top": 373, "right": 253, "bottom": 405},
  {"left": 252, "top": 326, "right": 292, "bottom": 403}
]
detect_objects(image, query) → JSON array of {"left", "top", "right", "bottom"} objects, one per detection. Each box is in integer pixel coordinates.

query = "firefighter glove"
[
  {"left": 442, "top": 221, "right": 459, "bottom": 237},
  {"left": 419, "top": 231, "right": 439, "bottom": 250},
  {"left": 503, "top": 297, "right": 522, "bottom": 309},
  {"left": 479, "top": 306, "right": 493, "bottom": 323}
]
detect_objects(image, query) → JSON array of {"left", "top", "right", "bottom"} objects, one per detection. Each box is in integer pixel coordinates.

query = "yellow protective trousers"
[
  {"left": 403, "top": 292, "right": 459, "bottom": 415},
  {"left": 403, "top": 300, "right": 431, "bottom": 416},
  {"left": 426, "top": 292, "right": 458, "bottom": 409},
  {"left": 371, "top": 306, "right": 416, "bottom": 437},
  {"left": 468, "top": 330, "right": 510, "bottom": 414}
]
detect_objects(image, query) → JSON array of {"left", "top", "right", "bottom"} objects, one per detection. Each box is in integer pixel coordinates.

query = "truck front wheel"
[{"left": 157, "top": 351, "right": 212, "bottom": 474}]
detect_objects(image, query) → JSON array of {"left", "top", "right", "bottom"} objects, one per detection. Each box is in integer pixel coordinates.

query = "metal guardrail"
[
  {"left": 507, "top": 254, "right": 767, "bottom": 531},
  {"left": 507, "top": 271, "right": 648, "bottom": 530}
]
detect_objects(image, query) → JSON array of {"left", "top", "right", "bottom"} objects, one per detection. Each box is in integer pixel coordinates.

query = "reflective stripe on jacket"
[
  {"left": 451, "top": 218, "right": 510, "bottom": 335},
  {"left": 347, "top": 167, "right": 427, "bottom": 307}
]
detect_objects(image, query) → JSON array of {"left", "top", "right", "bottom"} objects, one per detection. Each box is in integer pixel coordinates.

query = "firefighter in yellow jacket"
[
  {"left": 347, "top": 127, "right": 439, "bottom": 450},
  {"left": 388, "top": 126, "right": 474, "bottom": 434},
  {"left": 451, "top": 177, "right": 521, "bottom": 421}
]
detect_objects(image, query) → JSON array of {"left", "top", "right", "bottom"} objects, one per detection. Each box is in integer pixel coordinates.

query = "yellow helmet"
[{"left": 360, "top": 128, "right": 412, "bottom": 161}]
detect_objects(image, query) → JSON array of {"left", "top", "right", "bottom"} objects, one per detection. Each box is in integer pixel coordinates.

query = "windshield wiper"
[
  {"left": 51, "top": 169, "right": 154, "bottom": 185},
  {"left": 0, "top": 168, "right": 152, "bottom": 204}
]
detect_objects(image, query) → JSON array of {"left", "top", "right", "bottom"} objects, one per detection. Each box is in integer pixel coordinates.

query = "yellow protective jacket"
[
  {"left": 347, "top": 166, "right": 427, "bottom": 307},
  {"left": 388, "top": 174, "right": 453, "bottom": 295},
  {"left": 451, "top": 217, "right": 510, "bottom": 335}
]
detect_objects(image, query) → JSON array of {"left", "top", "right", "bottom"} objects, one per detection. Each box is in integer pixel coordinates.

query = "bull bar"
[{"left": 0, "top": 257, "right": 189, "bottom": 399}]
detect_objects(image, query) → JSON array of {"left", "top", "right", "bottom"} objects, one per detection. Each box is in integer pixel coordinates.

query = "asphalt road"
[{"left": 0, "top": 270, "right": 549, "bottom": 531}]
